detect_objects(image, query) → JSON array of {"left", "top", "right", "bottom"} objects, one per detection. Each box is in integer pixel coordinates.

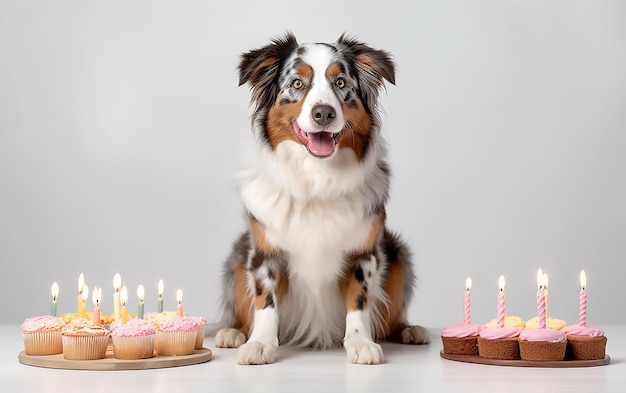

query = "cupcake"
[
  {"left": 144, "top": 311, "right": 179, "bottom": 328},
  {"left": 189, "top": 316, "right": 208, "bottom": 350},
  {"left": 525, "top": 316, "right": 567, "bottom": 330},
  {"left": 562, "top": 324, "right": 607, "bottom": 360},
  {"left": 111, "top": 319, "right": 156, "bottom": 359},
  {"left": 518, "top": 329, "right": 567, "bottom": 361},
  {"left": 441, "top": 322, "right": 483, "bottom": 356},
  {"left": 21, "top": 315, "right": 66, "bottom": 355},
  {"left": 478, "top": 326, "right": 523, "bottom": 360},
  {"left": 61, "top": 318, "right": 110, "bottom": 360},
  {"left": 155, "top": 316, "right": 198, "bottom": 356}
]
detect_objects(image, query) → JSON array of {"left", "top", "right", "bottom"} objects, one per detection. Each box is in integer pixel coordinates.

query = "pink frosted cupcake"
[
  {"left": 189, "top": 316, "right": 208, "bottom": 350},
  {"left": 21, "top": 315, "right": 66, "bottom": 355},
  {"left": 155, "top": 316, "right": 198, "bottom": 356},
  {"left": 478, "top": 326, "right": 523, "bottom": 360},
  {"left": 111, "top": 319, "right": 157, "bottom": 359},
  {"left": 61, "top": 318, "right": 110, "bottom": 360},
  {"left": 562, "top": 324, "right": 607, "bottom": 360},
  {"left": 441, "top": 322, "right": 484, "bottom": 356},
  {"left": 519, "top": 328, "right": 567, "bottom": 361},
  {"left": 144, "top": 311, "right": 178, "bottom": 328}
]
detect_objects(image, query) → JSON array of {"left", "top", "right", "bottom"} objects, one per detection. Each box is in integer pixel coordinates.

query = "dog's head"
[{"left": 238, "top": 33, "right": 395, "bottom": 160}]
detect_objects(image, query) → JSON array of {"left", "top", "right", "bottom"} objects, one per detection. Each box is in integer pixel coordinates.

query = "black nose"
[{"left": 312, "top": 104, "right": 336, "bottom": 127}]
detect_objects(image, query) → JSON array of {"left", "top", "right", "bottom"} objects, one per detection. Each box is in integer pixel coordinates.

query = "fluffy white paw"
[
  {"left": 344, "top": 336, "right": 384, "bottom": 365},
  {"left": 237, "top": 341, "right": 277, "bottom": 365},
  {"left": 215, "top": 328, "right": 246, "bottom": 348},
  {"left": 400, "top": 325, "right": 431, "bottom": 344}
]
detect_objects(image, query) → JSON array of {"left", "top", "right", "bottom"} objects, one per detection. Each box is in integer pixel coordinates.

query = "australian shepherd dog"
[{"left": 215, "top": 33, "right": 429, "bottom": 365}]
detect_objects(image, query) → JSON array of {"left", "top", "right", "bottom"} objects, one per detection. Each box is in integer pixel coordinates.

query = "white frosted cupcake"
[
  {"left": 155, "top": 316, "right": 198, "bottom": 356},
  {"left": 61, "top": 318, "right": 110, "bottom": 360},
  {"left": 111, "top": 319, "right": 156, "bottom": 359},
  {"left": 21, "top": 315, "right": 66, "bottom": 355}
]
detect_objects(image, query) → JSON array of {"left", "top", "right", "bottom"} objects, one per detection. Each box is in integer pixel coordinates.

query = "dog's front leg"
[
  {"left": 342, "top": 254, "right": 384, "bottom": 364},
  {"left": 237, "top": 252, "right": 282, "bottom": 365}
]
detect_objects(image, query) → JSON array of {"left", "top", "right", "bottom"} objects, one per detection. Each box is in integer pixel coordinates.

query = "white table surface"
[{"left": 2, "top": 325, "right": 624, "bottom": 393}]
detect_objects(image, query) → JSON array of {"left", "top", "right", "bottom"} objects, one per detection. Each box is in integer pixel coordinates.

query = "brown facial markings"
[
  {"left": 338, "top": 98, "right": 372, "bottom": 160},
  {"left": 295, "top": 62, "right": 314, "bottom": 80},
  {"left": 326, "top": 62, "right": 343, "bottom": 80},
  {"left": 356, "top": 53, "right": 386, "bottom": 83},
  {"left": 267, "top": 97, "right": 305, "bottom": 149}
]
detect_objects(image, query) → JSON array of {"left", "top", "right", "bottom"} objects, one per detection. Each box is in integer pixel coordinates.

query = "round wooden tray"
[
  {"left": 18, "top": 347, "right": 212, "bottom": 371},
  {"left": 440, "top": 350, "right": 610, "bottom": 368}
]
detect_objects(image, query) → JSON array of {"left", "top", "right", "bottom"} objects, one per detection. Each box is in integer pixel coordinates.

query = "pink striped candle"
[
  {"left": 536, "top": 269, "right": 546, "bottom": 329},
  {"left": 464, "top": 277, "right": 472, "bottom": 324},
  {"left": 579, "top": 270, "right": 587, "bottom": 326},
  {"left": 497, "top": 275, "right": 506, "bottom": 328}
]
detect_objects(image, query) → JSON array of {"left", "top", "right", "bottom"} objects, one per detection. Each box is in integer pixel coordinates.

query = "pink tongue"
[{"left": 308, "top": 132, "right": 335, "bottom": 157}]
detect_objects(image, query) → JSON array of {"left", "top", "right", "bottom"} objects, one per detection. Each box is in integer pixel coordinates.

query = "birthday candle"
[
  {"left": 137, "top": 285, "right": 145, "bottom": 319},
  {"left": 176, "top": 289, "right": 183, "bottom": 316},
  {"left": 79, "top": 284, "right": 89, "bottom": 318},
  {"left": 92, "top": 287, "right": 101, "bottom": 325},
  {"left": 113, "top": 273, "right": 121, "bottom": 321},
  {"left": 157, "top": 279, "right": 164, "bottom": 313},
  {"left": 579, "top": 270, "right": 587, "bottom": 326},
  {"left": 51, "top": 282, "right": 59, "bottom": 317},
  {"left": 120, "top": 285, "right": 128, "bottom": 324},
  {"left": 536, "top": 269, "right": 546, "bottom": 329},
  {"left": 497, "top": 275, "right": 506, "bottom": 328},
  {"left": 77, "top": 273, "right": 85, "bottom": 316},
  {"left": 463, "top": 277, "right": 472, "bottom": 324}
]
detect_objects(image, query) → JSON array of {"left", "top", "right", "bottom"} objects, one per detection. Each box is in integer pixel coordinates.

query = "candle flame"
[
  {"left": 81, "top": 284, "right": 89, "bottom": 301},
  {"left": 51, "top": 282, "right": 59, "bottom": 300},
  {"left": 92, "top": 287, "right": 101, "bottom": 306},
  {"left": 537, "top": 268, "right": 543, "bottom": 289},
  {"left": 137, "top": 284, "right": 145, "bottom": 301},
  {"left": 498, "top": 275, "right": 505, "bottom": 291},
  {"left": 78, "top": 273, "right": 85, "bottom": 294},
  {"left": 114, "top": 273, "right": 121, "bottom": 291},
  {"left": 158, "top": 279, "right": 164, "bottom": 297},
  {"left": 465, "top": 277, "right": 472, "bottom": 291},
  {"left": 177, "top": 288, "right": 183, "bottom": 304},
  {"left": 580, "top": 270, "right": 586, "bottom": 290},
  {"left": 120, "top": 285, "right": 128, "bottom": 306}
]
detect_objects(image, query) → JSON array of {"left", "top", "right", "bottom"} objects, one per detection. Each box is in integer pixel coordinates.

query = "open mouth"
[{"left": 292, "top": 120, "right": 342, "bottom": 158}]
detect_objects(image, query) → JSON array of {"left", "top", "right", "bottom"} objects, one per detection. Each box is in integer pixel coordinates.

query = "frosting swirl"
[
  {"left": 21, "top": 315, "right": 66, "bottom": 332},
  {"left": 441, "top": 322, "right": 483, "bottom": 338},
  {"left": 520, "top": 328, "right": 566, "bottom": 342},
  {"left": 159, "top": 316, "right": 198, "bottom": 333},
  {"left": 479, "top": 327, "right": 522, "bottom": 339},
  {"left": 562, "top": 324, "right": 604, "bottom": 337}
]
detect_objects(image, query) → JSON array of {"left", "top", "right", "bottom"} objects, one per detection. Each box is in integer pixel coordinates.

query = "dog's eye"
[
  {"left": 292, "top": 79, "right": 303, "bottom": 89},
  {"left": 336, "top": 78, "right": 346, "bottom": 89}
]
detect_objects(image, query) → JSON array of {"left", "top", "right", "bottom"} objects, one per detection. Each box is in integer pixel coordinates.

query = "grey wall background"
[{"left": 1, "top": 1, "right": 625, "bottom": 328}]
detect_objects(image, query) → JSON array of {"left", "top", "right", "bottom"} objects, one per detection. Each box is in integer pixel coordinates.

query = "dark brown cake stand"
[{"left": 440, "top": 350, "right": 610, "bottom": 368}]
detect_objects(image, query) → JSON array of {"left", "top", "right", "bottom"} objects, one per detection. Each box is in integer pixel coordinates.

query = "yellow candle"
[
  {"left": 79, "top": 284, "right": 89, "bottom": 318},
  {"left": 176, "top": 289, "right": 183, "bottom": 316},
  {"left": 113, "top": 273, "right": 121, "bottom": 321},
  {"left": 120, "top": 285, "right": 128, "bottom": 324},
  {"left": 77, "top": 273, "right": 85, "bottom": 315}
]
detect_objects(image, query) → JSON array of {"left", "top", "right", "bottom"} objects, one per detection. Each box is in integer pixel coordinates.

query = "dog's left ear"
[
  {"left": 336, "top": 34, "right": 395, "bottom": 113},
  {"left": 239, "top": 32, "right": 299, "bottom": 112}
]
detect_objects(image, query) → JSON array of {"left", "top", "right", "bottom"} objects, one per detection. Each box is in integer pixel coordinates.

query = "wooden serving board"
[
  {"left": 440, "top": 350, "right": 610, "bottom": 368},
  {"left": 18, "top": 348, "right": 212, "bottom": 371}
]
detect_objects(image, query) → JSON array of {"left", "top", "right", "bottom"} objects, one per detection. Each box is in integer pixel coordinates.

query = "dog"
[{"left": 214, "top": 33, "right": 430, "bottom": 365}]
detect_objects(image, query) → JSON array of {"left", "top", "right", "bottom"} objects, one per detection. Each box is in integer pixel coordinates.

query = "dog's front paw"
[
  {"left": 400, "top": 325, "right": 431, "bottom": 345},
  {"left": 215, "top": 328, "right": 246, "bottom": 348},
  {"left": 344, "top": 336, "right": 384, "bottom": 365},
  {"left": 237, "top": 341, "right": 277, "bottom": 365}
]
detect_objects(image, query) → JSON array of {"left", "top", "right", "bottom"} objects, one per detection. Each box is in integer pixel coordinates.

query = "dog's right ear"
[{"left": 238, "top": 32, "right": 299, "bottom": 111}]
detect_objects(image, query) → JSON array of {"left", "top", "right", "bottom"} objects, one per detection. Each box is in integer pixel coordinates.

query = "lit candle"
[
  {"left": 79, "top": 284, "right": 89, "bottom": 318},
  {"left": 543, "top": 272, "right": 550, "bottom": 319},
  {"left": 120, "top": 285, "right": 128, "bottom": 324},
  {"left": 51, "top": 282, "right": 59, "bottom": 317},
  {"left": 137, "top": 285, "right": 145, "bottom": 319},
  {"left": 77, "top": 273, "right": 85, "bottom": 315},
  {"left": 92, "top": 287, "right": 102, "bottom": 324},
  {"left": 579, "top": 270, "right": 587, "bottom": 326},
  {"left": 497, "top": 275, "right": 506, "bottom": 328},
  {"left": 176, "top": 289, "right": 183, "bottom": 316},
  {"left": 157, "top": 279, "right": 164, "bottom": 313},
  {"left": 464, "top": 277, "right": 472, "bottom": 324},
  {"left": 113, "top": 273, "right": 121, "bottom": 321},
  {"left": 536, "top": 269, "right": 546, "bottom": 329}
]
